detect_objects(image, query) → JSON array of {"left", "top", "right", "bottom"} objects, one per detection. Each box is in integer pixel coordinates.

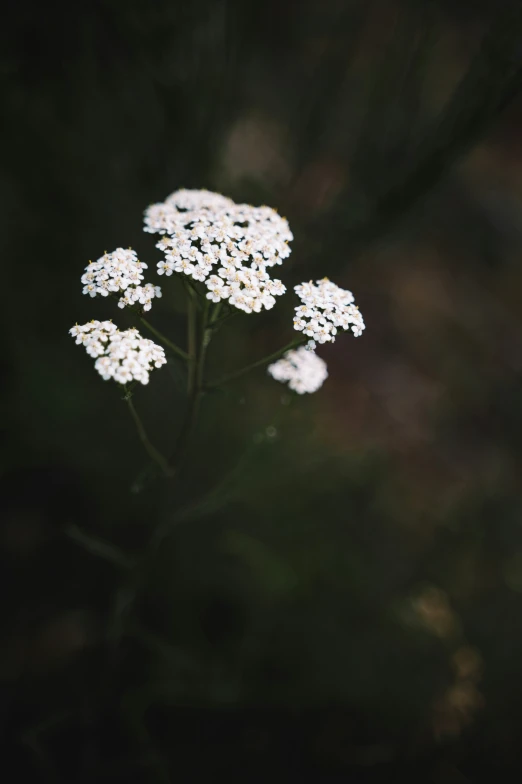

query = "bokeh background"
[{"left": 3, "top": 0, "right": 522, "bottom": 780}]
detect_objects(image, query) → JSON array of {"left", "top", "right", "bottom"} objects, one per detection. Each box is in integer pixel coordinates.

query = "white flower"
[
  {"left": 293, "top": 278, "right": 365, "bottom": 344},
  {"left": 70, "top": 322, "right": 166, "bottom": 385},
  {"left": 147, "top": 189, "right": 292, "bottom": 314},
  {"left": 157, "top": 260, "right": 174, "bottom": 276},
  {"left": 268, "top": 347, "right": 328, "bottom": 394},
  {"left": 80, "top": 248, "right": 161, "bottom": 312},
  {"left": 206, "top": 276, "right": 230, "bottom": 303},
  {"left": 192, "top": 265, "right": 208, "bottom": 282}
]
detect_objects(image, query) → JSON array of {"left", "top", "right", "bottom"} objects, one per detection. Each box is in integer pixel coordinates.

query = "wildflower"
[
  {"left": 146, "top": 189, "right": 292, "bottom": 314},
  {"left": 293, "top": 278, "right": 365, "bottom": 344},
  {"left": 206, "top": 276, "right": 230, "bottom": 303},
  {"left": 157, "top": 260, "right": 175, "bottom": 276},
  {"left": 69, "top": 322, "right": 166, "bottom": 385},
  {"left": 117, "top": 283, "right": 162, "bottom": 312},
  {"left": 268, "top": 346, "right": 328, "bottom": 394},
  {"left": 80, "top": 248, "right": 161, "bottom": 312}
]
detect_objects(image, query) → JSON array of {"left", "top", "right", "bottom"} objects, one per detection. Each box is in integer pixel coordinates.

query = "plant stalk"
[
  {"left": 126, "top": 397, "right": 173, "bottom": 477},
  {"left": 138, "top": 316, "right": 188, "bottom": 361},
  {"left": 207, "top": 336, "right": 307, "bottom": 388}
]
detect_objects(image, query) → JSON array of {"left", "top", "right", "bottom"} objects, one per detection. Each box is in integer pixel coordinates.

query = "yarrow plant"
[{"left": 70, "top": 188, "right": 365, "bottom": 482}]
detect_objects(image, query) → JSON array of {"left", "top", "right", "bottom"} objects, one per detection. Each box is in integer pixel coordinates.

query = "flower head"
[
  {"left": 117, "top": 283, "right": 162, "bottom": 312},
  {"left": 293, "top": 278, "right": 365, "bottom": 344},
  {"left": 80, "top": 248, "right": 162, "bottom": 312},
  {"left": 145, "top": 189, "right": 292, "bottom": 314},
  {"left": 69, "top": 321, "right": 166, "bottom": 385},
  {"left": 268, "top": 346, "right": 328, "bottom": 394}
]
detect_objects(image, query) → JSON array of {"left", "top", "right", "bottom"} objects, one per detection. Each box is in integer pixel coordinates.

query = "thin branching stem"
[
  {"left": 186, "top": 289, "right": 198, "bottom": 395},
  {"left": 207, "top": 336, "right": 307, "bottom": 389},
  {"left": 65, "top": 525, "right": 135, "bottom": 570},
  {"left": 138, "top": 316, "right": 188, "bottom": 361},
  {"left": 126, "top": 396, "right": 173, "bottom": 477},
  {"left": 169, "top": 297, "right": 209, "bottom": 467},
  {"left": 107, "top": 292, "right": 187, "bottom": 360}
]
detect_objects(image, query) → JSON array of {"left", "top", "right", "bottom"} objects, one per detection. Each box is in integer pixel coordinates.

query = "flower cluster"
[
  {"left": 72, "top": 189, "right": 366, "bottom": 402},
  {"left": 70, "top": 321, "right": 166, "bottom": 385},
  {"left": 81, "top": 248, "right": 161, "bottom": 312},
  {"left": 144, "top": 189, "right": 235, "bottom": 232},
  {"left": 118, "top": 282, "right": 162, "bottom": 312},
  {"left": 293, "top": 278, "right": 365, "bottom": 345},
  {"left": 268, "top": 347, "right": 328, "bottom": 394},
  {"left": 147, "top": 188, "right": 292, "bottom": 313}
]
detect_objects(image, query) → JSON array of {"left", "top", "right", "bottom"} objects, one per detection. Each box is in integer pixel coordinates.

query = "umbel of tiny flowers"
[
  {"left": 293, "top": 277, "right": 365, "bottom": 346},
  {"left": 268, "top": 347, "right": 328, "bottom": 394},
  {"left": 69, "top": 187, "right": 366, "bottom": 487},
  {"left": 147, "top": 188, "right": 292, "bottom": 314},
  {"left": 70, "top": 321, "right": 166, "bottom": 385},
  {"left": 81, "top": 248, "right": 162, "bottom": 312}
]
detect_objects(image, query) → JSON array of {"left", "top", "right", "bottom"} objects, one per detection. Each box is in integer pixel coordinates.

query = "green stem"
[
  {"left": 207, "top": 336, "right": 307, "bottom": 388},
  {"left": 186, "top": 290, "right": 198, "bottom": 395},
  {"left": 208, "top": 307, "right": 238, "bottom": 334},
  {"left": 130, "top": 290, "right": 218, "bottom": 491},
  {"left": 65, "top": 525, "right": 135, "bottom": 570},
  {"left": 108, "top": 294, "right": 187, "bottom": 361},
  {"left": 138, "top": 316, "right": 188, "bottom": 361},
  {"left": 208, "top": 301, "right": 223, "bottom": 326},
  {"left": 169, "top": 300, "right": 210, "bottom": 466},
  {"left": 126, "top": 397, "right": 173, "bottom": 477},
  {"left": 197, "top": 299, "right": 212, "bottom": 388}
]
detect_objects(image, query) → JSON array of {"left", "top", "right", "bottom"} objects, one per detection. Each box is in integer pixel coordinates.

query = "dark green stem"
[
  {"left": 207, "top": 336, "right": 307, "bottom": 389},
  {"left": 108, "top": 293, "right": 187, "bottom": 361},
  {"left": 64, "top": 525, "right": 135, "bottom": 570},
  {"left": 130, "top": 290, "right": 218, "bottom": 491},
  {"left": 126, "top": 397, "right": 173, "bottom": 477},
  {"left": 138, "top": 315, "right": 188, "bottom": 362},
  {"left": 169, "top": 299, "right": 210, "bottom": 466},
  {"left": 186, "top": 289, "right": 198, "bottom": 395},
  {"left": 197, "top": 299, "right": 212, "bottom": 387}
]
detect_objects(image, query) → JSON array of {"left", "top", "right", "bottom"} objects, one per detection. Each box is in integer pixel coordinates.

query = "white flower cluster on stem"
[
  {"left": 268, "top": 346, "right": 328, "bottom": 394},
  {"left": 70, "top": 321, "right": 167, "bottom": 385},
  {"left": 81, "top": 248, "right": 162, "bottom": 312},
  {"left": 293, "top": 277, "right": 365, "bottom": 345},
  {"left": 146, "top": 188, "right": 292, "bottom": 314},
  {"left": 71, "top": 189, "right": 366, "bottom": 406}
]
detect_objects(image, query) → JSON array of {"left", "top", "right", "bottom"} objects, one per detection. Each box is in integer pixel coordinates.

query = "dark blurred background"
[{"left": 3, "top": 0, "right": 522, "bottom": 780}]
